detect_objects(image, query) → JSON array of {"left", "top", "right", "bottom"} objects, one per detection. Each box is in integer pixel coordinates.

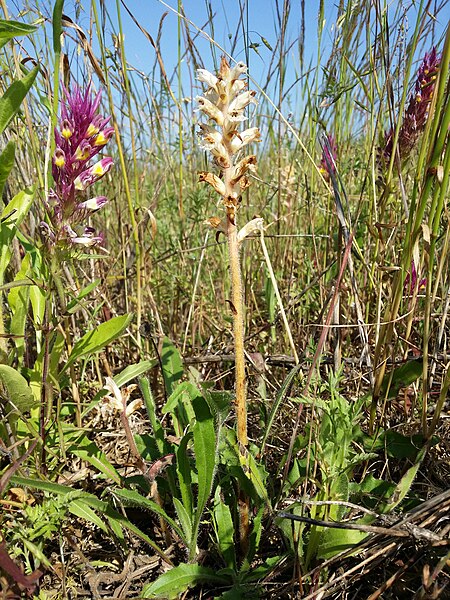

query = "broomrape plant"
[{"left": 196, "top": 57, "right": 261, "bottom": 550}]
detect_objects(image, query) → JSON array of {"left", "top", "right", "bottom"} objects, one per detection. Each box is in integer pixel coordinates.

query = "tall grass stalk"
[{"left": 92, "top": 0, "right": 142, "bottom": 339}]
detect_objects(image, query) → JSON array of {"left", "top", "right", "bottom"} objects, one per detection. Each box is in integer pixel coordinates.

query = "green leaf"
[
  {"left": 213, "top": 487, "right": 236, "bottom": 569},
  {"left": 317, "top": 525, "right": 367, "bottom": 560},
  {"left": 0, "top": 140, "right": 15, "bottom": 196},
  {"left": 245, "top": 504, "right": 265, "bottom": 567},
  {"left": 7, "top": 256, "right": 31, "bottom": 361},
  {"left": 140, "top": 377, "right": 165, "bottom": 453},
  {"left": 114, "top": 360, "right": 155, "bottom": 387},
  {"left": 176, "top": 433, "right": 194, "bottom": 521},
  {"left": 370, "top": 430, "right": 426, "bottom": 459},
  {"left": 216, "top": 585, "right": 250, "bottom": 600},
  {"left": 225, "top": 431, "right": 269, "bottom": 503},
  {"left": 69, "top": 499, "right": 109, "bottom": 533},
  {"left": 71, "top": 439, "right": 121, "bottom": 485},
  {"left": 349, "top": 474, "right": 396, "bottom": 508},
  {"left": 161, "top": 336, "right": 183, "bottom": 395},
  {"left": 0, "top": 66, "right": 39, "bottom": 135},
  {"left": 110, "top": 488, "right": 186, "bottom": 542},
  {"left": 162, "top": 381, "right": 197, "bottom": 434},
  {"left": 49, "top": 329, "right": 65, "bottom": 384},
  {"left": 191, "top": 393, "right": 217, "bottom": 554},
  {"left": 0, "top": 188, "right": 35, "bottom": 282},
  {"left": 1, "top": 187, "right": 35, "bottom": 228},
  {"left": 63, "top": 313, "right": 133, "bottom": 371},
  {"left": 276, "top": 502, "right": 304, "bottom": 555},
  {"left": 66, "top": 279, "right": 101, "bottom": 313},
  {"left": 0, "top": 19, "right": 38, "bottom": 40},
  {"left": 141, "top": 563, "right": 229, "bottom": 599},
  {"left": 201, "top": 387, "right": 232, "bottom": 425},
  {"left": 383, "top": 446, "right": 426, "bottom": 513},
  {"left": 52, "top": 0, "right": 64, "bottom": 55},
  {"left": 0, "top": 364, "right": 36, "bottom": 413},
  {"left": 173, "top": 497, "right": 192, "bottom": 545},
  {"left": 260, "top": 363, "right": 302, "bottom": 452},
  {"left": 380, "top": 359, "right": 423, "bottom": 399}
]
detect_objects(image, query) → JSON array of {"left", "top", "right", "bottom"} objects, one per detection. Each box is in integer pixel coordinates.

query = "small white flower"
[
  {"left": 197, "top": 68, "right": 219, "bottom": 90},
  {"left": 197, "top": 123, "right": 222, "bottom": 149},
  {"left": 103, "top": 377, "right": 122, "bottom": 411},
  {"left": 228, "top": 91, "right": 257, "bottom": 113},
  {"left": 230, "top": 127, "right": 261, "bottom": 152},
  {"left": 230, "top": 62, "right": 247, "bottom": 79},
  {"left": 227, "top": 111, "right": 247, "bottom": 123},
  {"left": 210, "top": 140, "right": 229, "bottom": 161},
  {"left": 195, "top": 96, "right": 224, "bottom": 125},
  {"left": 103, "top": 377, "right": 141, "bottom": 416},
  {"left": 230, "top": 79, "right": 246, "bottom": 96}
]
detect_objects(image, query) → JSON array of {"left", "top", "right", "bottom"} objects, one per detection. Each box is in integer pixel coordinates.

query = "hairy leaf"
[
  {"left": 161, "top": 336, "right": 183, "bottom": 395},
  {"left": 142, "top": 563, "right": 229, "bottom": 599},
  {"left": 0, "top": 364, "right": 36, "bottom": 413}
]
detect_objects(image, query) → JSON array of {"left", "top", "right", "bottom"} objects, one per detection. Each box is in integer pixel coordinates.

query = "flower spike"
[
  {"left": 380, "top": 48, "right": 441, "bottom": 167},
  {"left": 196, "top": 57, "right": 260, "bottom": 223},
  {"left": 42, "top": 84, "right": 114, "bottom": 252}
]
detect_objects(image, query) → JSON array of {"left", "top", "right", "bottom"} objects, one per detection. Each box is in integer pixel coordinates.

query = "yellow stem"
[{"left": 227, "top": 219, "right": 248, "bottom": 447}]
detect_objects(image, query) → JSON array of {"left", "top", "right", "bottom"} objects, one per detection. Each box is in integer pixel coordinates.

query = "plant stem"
[
  {"left": 226, "top": 215, "right": 249, "bottom": 552},
  {"left": 227, "top": 221, "right": 247, "bottom": 448}
]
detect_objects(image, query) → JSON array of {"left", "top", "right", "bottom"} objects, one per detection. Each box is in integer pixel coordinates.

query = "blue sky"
[
  {"left": 102, "top": 0, "right": 336, "bottom": 110},
  {"left": 99, "top": 1, "right": 448, "bottom": 106},
  {"left": 5, "top": 0, "right": 448, "bottom": 119},
  {"left": 116, "top": 0, "right": 333, "bottom": 69}
]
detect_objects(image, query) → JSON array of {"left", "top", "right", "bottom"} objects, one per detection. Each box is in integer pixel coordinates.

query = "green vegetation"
[{"left": 0, "top": 1, "right": 449, "bottom": 597}]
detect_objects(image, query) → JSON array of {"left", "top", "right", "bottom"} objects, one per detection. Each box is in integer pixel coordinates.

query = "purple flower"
[
  {"left": 42, "top": 84, "right": 114, "bottom": 250},
  {"left": 318, "top": 134, "right": 337, "bottom": 180},
  {"left": 381, "top": 48, "right": 440, "bottom": 166}
]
